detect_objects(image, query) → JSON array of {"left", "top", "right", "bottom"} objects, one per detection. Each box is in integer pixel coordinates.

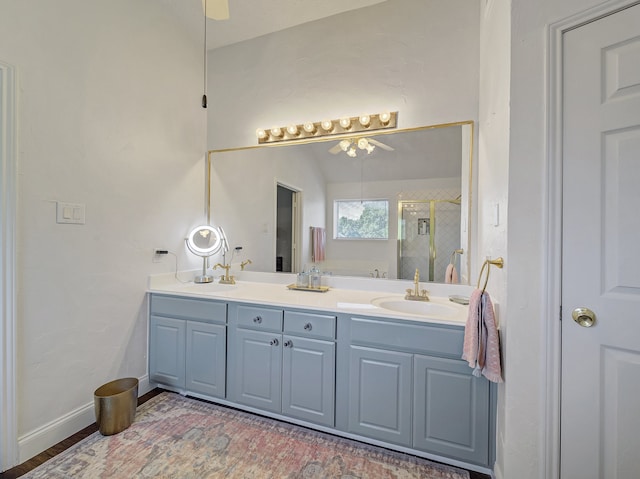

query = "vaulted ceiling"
[{"left": 162, "top": 0, "right": 388, "bottom": 50}]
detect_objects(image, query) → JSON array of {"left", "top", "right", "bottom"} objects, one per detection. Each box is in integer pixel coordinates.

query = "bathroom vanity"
[{"left": 148, "top": 275, "right": 495, "bottom": 474}]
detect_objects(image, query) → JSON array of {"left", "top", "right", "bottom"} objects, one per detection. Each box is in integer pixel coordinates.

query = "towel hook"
[
  {"left": 450, "top": 248, "right": 464, "bottom": 264},
  {"left": 477, "top": 257, "right": 504, "bottom": 294}
]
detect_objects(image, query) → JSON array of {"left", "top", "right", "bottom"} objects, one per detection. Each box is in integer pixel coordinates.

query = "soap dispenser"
[
  {"left": 296, "top": 269, "right": 309, "bottom": 288},
  {"left": 309, "top": 266, "right": 321, "bottom": 289}
]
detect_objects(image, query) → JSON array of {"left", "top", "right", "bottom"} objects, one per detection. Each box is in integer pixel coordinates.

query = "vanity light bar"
[{"left": 256, "top": 111, "right": 398, "bottom": 144}]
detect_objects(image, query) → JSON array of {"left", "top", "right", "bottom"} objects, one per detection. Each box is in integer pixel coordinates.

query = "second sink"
[{"left": 371, "top": 297, "right": 459, "bottom": 318}]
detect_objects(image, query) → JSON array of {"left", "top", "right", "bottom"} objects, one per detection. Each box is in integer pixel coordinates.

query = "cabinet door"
[
  {"left": 149, "top": 316, "right": 185, "bottom": 388},
  {"left": 413, "top": 355, "right": 489, "bottom": 465},
  {"left": 282, "top": 335, "right": 335, "bottom": 427},
  {"left": 348, "top": 346, "right": 412, "bottom": 446},
  {"left": 186, "top": 321, "right": 226, "bottom": 398},
  {"left": 233, "top": 328, "right": 282, "bottom": 412}
]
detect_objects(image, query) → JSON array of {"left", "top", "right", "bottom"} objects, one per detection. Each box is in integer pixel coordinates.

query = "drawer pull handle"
[
  {"left": 253, "top": 316, "right": 262, "bottom": 324},
  {"left": 270, "top": 338, "right": 279, "bottom": 346},
  {"left": 284, "top": 340, "right": 293, "bottom": 348},
  {"left": 304, "top": 323, "right": 312, "bottom": 331}
]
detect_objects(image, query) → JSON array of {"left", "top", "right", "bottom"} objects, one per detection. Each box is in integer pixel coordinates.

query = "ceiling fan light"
[
  {"left": 359, "top": 115, "right": 371, "bottom": 127},
  {"left": 339, "top": 139, "right": 352, "bottom": 152}
]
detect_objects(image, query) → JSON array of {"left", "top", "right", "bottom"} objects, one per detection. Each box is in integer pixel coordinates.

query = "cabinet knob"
[
  {"left": 253, "top": 316, "right": 262, "bottom": 324},
  {"left": 304, "top": 323, "right": 312, "bottom": 331},
  {"left": 283, "top": 340, "right": 293, "bottom": 348},
  {"left": 270, "top": 338, "right": 279, "bottom": 346}
]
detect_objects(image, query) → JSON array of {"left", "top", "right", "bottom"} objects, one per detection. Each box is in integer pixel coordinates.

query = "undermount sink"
[
  {"left": 371, "top": 297, "right": 458, "bottom": 318},
  {"left": 179, "top": 282, "right": 238, "bottom": 293}
]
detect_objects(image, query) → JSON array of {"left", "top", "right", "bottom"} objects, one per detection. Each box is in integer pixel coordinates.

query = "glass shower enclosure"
[{"left": 398, "top": 198, "right": 461, "bottom": 282}]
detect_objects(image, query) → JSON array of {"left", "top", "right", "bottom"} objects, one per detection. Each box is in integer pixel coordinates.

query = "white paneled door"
[{"left": 562, "top": 4, "right": 640, "bottom": 478}]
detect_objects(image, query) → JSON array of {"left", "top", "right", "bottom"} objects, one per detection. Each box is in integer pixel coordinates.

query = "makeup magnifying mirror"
[{"left": 185, "top": 225, "right": 224, "bottom": 283}]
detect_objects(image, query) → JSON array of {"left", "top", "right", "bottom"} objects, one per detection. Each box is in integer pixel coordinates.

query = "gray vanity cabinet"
[
  {"left": 338, "top": 314, "right": 494, "bottom": 467},
  {"left": 413, "top": 354, "right": 489, "bottom": 464},
  {"left": 185, "top": 321, "right": 226, "bottom": 397},
  {"left": 282, "top": 312, "right": 335, "bottom": 427},
  {"left": 149, "top": 315, "right": 185, "bottom": 388},
  {"left": 228, "top": 304, "right": 336, "bottom": 427},
  {"left": 233, "top": 327, "right": 283, "bottom": 412},
  {"left": 149, "top": 294, "right": 227, "bottom": 398},
  {"left": 348, "top": 345, "right": 413, "bottom": 446}
]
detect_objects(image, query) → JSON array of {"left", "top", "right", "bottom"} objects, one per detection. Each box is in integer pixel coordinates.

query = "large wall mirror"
[{"left": 209, "top": 121, "right": 473, "bottom": 285}]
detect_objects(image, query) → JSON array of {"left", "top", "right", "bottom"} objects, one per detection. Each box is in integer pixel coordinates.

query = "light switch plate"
[{"left": 56, "top": 202, "right": 85, "bottom": 224}]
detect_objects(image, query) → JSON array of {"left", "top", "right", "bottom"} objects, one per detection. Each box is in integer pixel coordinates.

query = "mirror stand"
[
  {"left": 185, "top": 225, "right": 225, "bottom": 283},
  {"left": 195, "top": 257, "right": 214, "bottom": 284}
]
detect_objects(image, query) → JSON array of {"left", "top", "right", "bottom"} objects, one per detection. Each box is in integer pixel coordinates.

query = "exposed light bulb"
[
  {"left": 270, "top": 126, "right": 283, "bottom": 137},
  {"left": 347, "top": 147, "right": 357, "bottom": 157},
  {"left": 256, "top": 128, "right": 268, "bottom": 140},
  {"left": 321, "top": 120, "right": 333, "bottom": 132},
  {"left": 359, "top": 115, "right": 371, "bottom": 127},
  {"left": 339, "top": 117, "right": 351, "bottom": 129},
  {"left": 379, "top": 111, "right": 391, "bottom": 124},
  {"left": 303, "top": 122, "right": 316, "bottom": 133},
  {"left": 357, "top": 138, "right": 369, "bottom": 150},
  {"left": 286, "top": 124, "right": 299, "bottom": 136},
  {"left": 339, "top": 139, "right": 351, "bottom": 152}
]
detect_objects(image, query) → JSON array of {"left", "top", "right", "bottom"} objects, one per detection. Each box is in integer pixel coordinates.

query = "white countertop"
[{"left": 148, "top": 271, "right": 473, "bottom": 327}]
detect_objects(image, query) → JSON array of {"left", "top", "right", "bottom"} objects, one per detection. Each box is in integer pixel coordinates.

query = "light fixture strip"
[{"left": 256, "top": 112, "right": 397, "bottom": 144}]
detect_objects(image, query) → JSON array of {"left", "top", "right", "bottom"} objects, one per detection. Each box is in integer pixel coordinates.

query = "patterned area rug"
[{"left": 22, "top": 392, "right": 470, "bottom": 478}]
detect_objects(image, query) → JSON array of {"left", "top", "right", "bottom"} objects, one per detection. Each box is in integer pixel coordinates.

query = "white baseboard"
[{"left": 18, "top": 375, "right": 151, "bottom": 464}]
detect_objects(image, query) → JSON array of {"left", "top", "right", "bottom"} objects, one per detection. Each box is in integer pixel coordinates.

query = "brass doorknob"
[{"left": 572, "top": 307, "right": 596, "bottom": 328}]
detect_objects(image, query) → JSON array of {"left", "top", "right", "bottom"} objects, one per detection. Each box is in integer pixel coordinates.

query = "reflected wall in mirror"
[{"left": 209, "top": 121, "right": 473, "bottom": 284}]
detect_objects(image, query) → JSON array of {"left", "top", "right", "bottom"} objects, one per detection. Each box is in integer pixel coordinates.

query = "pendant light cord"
[{"left": 202, "top": 2, "right": 208, "bottom": 108}]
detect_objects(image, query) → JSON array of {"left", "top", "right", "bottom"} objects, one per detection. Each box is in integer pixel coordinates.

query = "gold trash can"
[{"left": 94, "top": 378, "right": 138, "bottom": 436}]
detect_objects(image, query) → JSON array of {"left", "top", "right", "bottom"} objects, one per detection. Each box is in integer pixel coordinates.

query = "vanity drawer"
[
  {"left": 236, "top": 305, "right": 283, "bottom": 332},
  {"left": 150, "top": 295, "right": 226, "bottom": 324},
  {"left": 284, "top": 311, "right": 336, "bottom": 340},
  {"left": 349, "top": 316, "right": 464, "bottom": 358}
]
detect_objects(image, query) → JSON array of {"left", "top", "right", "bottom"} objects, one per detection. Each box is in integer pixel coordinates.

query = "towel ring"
[{"left": 477, "top": 257, "right": 504, "bottom": 293}]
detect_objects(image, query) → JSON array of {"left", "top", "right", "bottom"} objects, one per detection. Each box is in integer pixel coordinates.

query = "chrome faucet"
[
  {"left": 213, "top": 263, "right": 235, "bottom": 284},
  {"left": 405, "top": 268, "right": 429, "bottom": 301}
]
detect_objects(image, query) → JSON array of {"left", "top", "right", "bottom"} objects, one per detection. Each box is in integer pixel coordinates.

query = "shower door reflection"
[{"left": 398, "top": 198, "right": 461, "bottom": 282}]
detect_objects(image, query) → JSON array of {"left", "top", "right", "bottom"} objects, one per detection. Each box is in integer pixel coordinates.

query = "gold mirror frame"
[{"left": 206, "top": 120, "right": 474, "bottom": 284}]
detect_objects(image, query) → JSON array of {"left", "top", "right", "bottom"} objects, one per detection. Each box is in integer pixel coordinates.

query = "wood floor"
[{"left": 1, "top": 388, "right": 490, "bottom": 479}]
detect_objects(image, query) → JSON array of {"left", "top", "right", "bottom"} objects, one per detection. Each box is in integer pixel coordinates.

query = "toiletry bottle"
[{"left": 309, "top": 266, "right": 321, "bottom": 289}]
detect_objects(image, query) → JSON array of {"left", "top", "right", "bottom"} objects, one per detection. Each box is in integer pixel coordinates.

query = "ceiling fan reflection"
[{"left": 328, "top": 137, "right": 394, "bottom": 157}]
